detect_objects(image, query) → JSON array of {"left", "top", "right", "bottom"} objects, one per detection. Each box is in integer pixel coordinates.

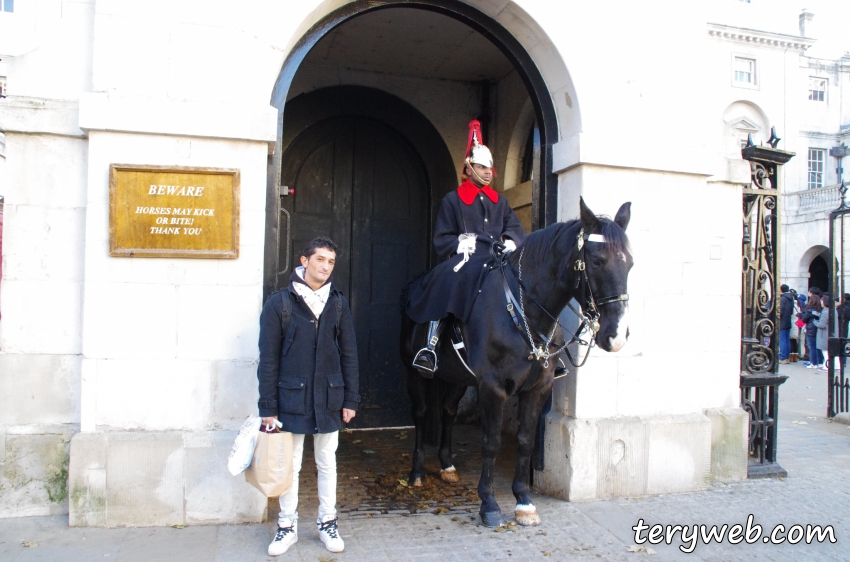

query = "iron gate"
[{"left": 739, "top": 133, "right": 794, "bottom": 478}]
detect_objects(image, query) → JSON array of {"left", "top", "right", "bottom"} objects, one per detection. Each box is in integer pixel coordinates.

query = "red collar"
[{"left": 457, "top": 179, "right": 499, "bottom": 205}]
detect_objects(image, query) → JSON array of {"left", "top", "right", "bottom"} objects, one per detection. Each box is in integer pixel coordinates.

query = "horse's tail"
[{"left": 423, "top": 377, "right": 442, "bottom": 447}]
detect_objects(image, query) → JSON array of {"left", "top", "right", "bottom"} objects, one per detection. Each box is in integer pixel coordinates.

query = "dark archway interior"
[{"left": 809, "top": 254, "right": 829, "bottom": 293}]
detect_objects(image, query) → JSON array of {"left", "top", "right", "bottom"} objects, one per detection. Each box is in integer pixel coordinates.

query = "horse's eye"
[{"left": 592, "top": 260, "right": 602, "bottom": 268}]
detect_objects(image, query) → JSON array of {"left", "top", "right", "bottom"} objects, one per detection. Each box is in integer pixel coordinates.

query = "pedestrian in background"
[
  {"left": 778, "top": 284, "right": 794, "bottom": 364},
  {"left": 813, "top": 294, "right": 832, "bottom": 372},
  {"left": 795, "top": 291, "right": 807, "bottom": 360},
  {"left": 798, "top": 288, "right": 823, "bottom": 368}
]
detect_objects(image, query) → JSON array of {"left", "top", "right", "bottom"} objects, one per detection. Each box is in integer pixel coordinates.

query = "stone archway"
[{"left": 264, "top": 1, "right": 579, "bottom": 299}]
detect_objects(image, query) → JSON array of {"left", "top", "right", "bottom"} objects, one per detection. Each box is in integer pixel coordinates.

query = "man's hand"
[
  {"left": 261, "top": 415, "right": 278, "bottom": 428},
  {"left": 342, "top": 409, "right": 356, "bottom": 423}
]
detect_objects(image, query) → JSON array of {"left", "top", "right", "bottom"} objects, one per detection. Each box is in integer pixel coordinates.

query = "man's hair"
[
  {"left": 780, "top": 284, "right": 789, "bottom": 293},
  {"left": 302, "top": 237, "right": 339, "bottom": 259},
  {"left": 810, "top": 287, "right": 823, "bottom": 297}
]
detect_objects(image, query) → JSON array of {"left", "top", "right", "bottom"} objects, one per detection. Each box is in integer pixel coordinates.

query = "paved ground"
[{"left": 1, "top": 361, "right": 848, "bottom": 561}]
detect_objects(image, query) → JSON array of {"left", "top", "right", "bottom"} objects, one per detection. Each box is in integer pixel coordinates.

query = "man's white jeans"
[{"left": 278, "top": 431, "right": 338, "bottom": 526}]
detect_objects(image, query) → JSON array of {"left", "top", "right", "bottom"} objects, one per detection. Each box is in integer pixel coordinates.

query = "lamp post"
[{"left": 830, "top": 143, "right": 849, "bottom": 184}]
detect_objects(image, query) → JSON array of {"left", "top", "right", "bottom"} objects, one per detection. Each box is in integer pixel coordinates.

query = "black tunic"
[{"left": 406, "top": 183, "right": 525, "bottom": 324}]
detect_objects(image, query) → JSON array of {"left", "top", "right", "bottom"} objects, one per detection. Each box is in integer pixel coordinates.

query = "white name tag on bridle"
[{"left": 587, "top": 234, "right": 606, "bottom": 243}]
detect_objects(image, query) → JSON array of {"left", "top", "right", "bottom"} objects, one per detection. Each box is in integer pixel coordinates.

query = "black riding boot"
[{"left": 412, "top": 320, "right": 443, "bottom": 377}]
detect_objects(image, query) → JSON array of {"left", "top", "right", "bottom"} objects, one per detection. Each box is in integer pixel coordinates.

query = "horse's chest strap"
[{"left": 501, "top": 270, "right": 523, "bottom": 331}]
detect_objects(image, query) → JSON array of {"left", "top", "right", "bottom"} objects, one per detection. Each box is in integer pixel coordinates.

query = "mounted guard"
[
  {"left": 401, "top": 195, "right": 633, "bottom": 528},
  {"left": 406, "top": 120, "right": 525, "bottom": 374}
]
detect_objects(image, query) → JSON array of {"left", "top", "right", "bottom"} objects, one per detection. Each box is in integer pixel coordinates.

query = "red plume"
[{"left": 465, "top": 120, "right": 483, "bottom": 161}]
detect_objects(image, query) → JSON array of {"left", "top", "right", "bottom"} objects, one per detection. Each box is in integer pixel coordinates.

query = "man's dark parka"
[{"left": 257, "top": 272, "right": 360, "bottom": 434}]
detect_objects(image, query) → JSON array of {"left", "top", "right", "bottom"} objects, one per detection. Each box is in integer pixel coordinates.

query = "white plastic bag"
[{"left": 227, "top": 416, "right": 262, "bottom": 476}]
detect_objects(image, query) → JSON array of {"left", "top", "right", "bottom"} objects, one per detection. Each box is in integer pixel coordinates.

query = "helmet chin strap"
[{"left": 466, "top": 162, "right": 491, "bottom": 187}]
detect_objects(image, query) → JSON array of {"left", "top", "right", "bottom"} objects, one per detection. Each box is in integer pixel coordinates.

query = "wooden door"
[{"left": 280, "top": 117, "right": 429, "bottom": 427}]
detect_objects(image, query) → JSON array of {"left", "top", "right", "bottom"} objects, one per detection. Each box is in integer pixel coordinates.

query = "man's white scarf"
[{"left": 293, "top": 266, "right": 331, "bottom": 318}]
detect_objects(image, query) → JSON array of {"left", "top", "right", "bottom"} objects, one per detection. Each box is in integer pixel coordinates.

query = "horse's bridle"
[
  {"left": 500, "top": 227, "right": 629, "bottom": 368},
  {"left": 572, "top": 227, "right": 630, "bottom": 331}
]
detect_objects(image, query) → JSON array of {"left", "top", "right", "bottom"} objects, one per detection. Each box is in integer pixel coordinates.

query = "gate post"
[
  {"left": 739, "top": 132, "right": 794, "bottom": 478},
  {"left": 827, "top": 181, "right": 850, "bottom": 420}
]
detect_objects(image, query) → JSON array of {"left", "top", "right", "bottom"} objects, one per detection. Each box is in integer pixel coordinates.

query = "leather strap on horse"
[{"left": 502, "top": 267, "right": 523, "bottom": 332}]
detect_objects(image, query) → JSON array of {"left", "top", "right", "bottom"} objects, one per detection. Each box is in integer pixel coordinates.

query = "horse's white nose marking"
[
  {"left": 619, "top": 251, "right": 627, "bottom": 263},
  {"left": 609, "top": 306, "right": 629, "bottom": 351}
]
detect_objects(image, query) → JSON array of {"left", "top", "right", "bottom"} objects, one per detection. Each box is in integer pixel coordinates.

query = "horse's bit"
[{"left": 500, "top": 227, "right": 629, "bottom": 368}]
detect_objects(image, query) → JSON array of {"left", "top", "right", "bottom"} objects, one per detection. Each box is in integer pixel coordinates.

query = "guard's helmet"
[{"left": 464, "top": 120, "right": 495, "bottom": 170}]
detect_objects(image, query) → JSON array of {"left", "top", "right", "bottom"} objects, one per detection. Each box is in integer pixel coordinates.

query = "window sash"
[
  {"left": 808, "top": 149, "right": 825, "bottom": 189},
  {"left": 808, "top": 78, "right": 826, "bottom": 102},
  {"left": 734, "top": 58, "right": 755, "bottom": 84}
]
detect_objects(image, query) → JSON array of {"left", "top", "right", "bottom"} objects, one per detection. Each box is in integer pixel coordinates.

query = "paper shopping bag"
[{"left": 245, "top": 430, "right": 294, "bottom": 498}]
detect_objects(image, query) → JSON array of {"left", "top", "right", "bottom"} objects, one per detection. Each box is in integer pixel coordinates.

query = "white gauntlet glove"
[
  {"left": 453, "top": 234, "right": 477, "bottom": 272},
  {"left": 456, "top": 234, "right": 477, "bottom": 256},
  {"left": 503, "top": 239, "right": 516, "bottom": 253}
]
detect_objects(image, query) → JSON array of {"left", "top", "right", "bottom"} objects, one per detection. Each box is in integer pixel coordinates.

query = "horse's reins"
[{"left": 500, "top": 227, "right": 629, "bottom": 369}]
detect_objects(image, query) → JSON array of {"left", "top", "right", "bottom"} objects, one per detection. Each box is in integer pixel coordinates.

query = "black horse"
[{"left": 400, "top": 198, "right": 633, "bottom": 527}]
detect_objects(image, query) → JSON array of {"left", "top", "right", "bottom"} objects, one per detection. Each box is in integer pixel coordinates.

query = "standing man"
[
  {"left": 257, "top": 238, "right": 360, "bottom": 556},
  {"left": 778, "top": 284, "right": 793, "bottom": 364},
  {"left": 406, "top": 120, "right": 525, "bottom": 374}
]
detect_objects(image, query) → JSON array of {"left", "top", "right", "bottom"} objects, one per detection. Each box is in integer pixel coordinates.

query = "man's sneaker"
[
  {"left": 779, "top": 359, "right": 790, "bottom": 364},
  {"left": 317, "top": 516, "right": 344, "bottom": 553},
  {"left": 803, "top": 362, "right": 812, "bottom": 367},
  {"left": 268, "top": 520, "right": 297, "bottom": 556},
  {"left": 806, "top": 363, "right": 817, "bottom": 369}
]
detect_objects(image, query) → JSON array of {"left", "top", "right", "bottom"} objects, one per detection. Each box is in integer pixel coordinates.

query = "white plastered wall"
[{"left": 0, "top": 0, "right": 95, "bottom": 517}]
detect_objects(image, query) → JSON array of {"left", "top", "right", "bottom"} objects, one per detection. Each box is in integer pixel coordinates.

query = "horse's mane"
[{"left": 510, "top": 216, "right": 630, "bottom": 267}]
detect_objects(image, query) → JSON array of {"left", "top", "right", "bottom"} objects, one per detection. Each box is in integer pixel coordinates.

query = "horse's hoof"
[
  {"left": 480, "top": 510, "right": 505, "bottom": 528},
  {"left": 440, "top": 467, "right": 460, "bottom": 483},
  {"left": 411, "top": 477, "right": 423, "bottom": 487},
  {"left": 514, "top": 505, "right": 541, "bottom": 526}
]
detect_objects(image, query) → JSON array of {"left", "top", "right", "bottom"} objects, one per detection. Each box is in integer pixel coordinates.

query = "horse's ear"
[
  {"left": 614, "top": 202, "right": 632, "bottom": 232},
  {"left": 579, "top": 197, "right": 600, "bottom": 232}
]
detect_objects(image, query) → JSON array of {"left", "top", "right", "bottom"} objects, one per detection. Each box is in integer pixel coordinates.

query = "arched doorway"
[{"left": 264, "top": 1, "right": 564, "bottom": 428}]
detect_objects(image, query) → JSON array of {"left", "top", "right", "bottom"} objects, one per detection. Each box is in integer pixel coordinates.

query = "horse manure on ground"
[{"left": 364, "top": 469, "right": 479, "bottom": 513}]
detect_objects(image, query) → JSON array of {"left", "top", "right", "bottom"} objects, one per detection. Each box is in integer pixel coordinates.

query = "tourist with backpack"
[{"left": 257, "top": 238, "right": 360, "bottom": 556}]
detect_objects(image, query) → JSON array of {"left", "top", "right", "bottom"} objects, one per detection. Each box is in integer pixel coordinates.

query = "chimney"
[{"left": 799, "top": 9, "right": 815, "bottom": 37}]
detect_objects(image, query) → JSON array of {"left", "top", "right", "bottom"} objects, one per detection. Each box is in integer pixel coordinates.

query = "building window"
[
  {"left": 808, "top": 149, "right": 825, "bottom": 189},
  {"left": 0, "top": 0, "right": 13, "bottom": 13},
  {"left": 809, "top": 77, "right": 827, "bottom": 102},
  {"left": 733, "top": 57, "right": 755, "bottom": 85}
]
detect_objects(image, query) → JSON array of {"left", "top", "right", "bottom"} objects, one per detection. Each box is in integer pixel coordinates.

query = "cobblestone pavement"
[{"left": 1, "top": 361, "right": 848, "bottom": 561}]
